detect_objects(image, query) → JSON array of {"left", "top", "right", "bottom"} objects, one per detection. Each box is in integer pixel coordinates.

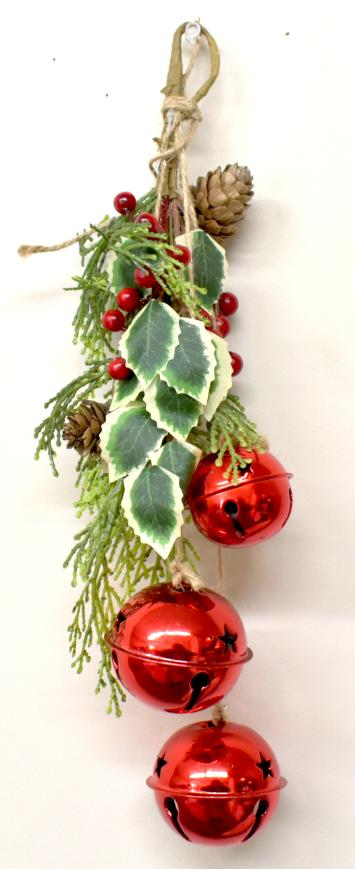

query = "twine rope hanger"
[{"left": 150, "top": 21, "right": 220, "bottom": 243}]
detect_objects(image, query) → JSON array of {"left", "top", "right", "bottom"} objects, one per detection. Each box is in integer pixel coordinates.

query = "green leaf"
[
  {"left": 122, "top": 464, "right": 184, "bottom": 559},
  {"left": 176, "top": 228, "right": 227, "bottom": 311},
  {"left": 151, "top": 440, "right": 201, "bottom": 494},
  {"left": 161, "top": 318, "right": 216, "bottom": 404},
  {"left": 120, "top": 300, "right": 180, "bottom": 387},
  {"left": 100, "top": 402, "right": 165, "bottom": 481},
  {"left": 144, "top": 377, "right": 201, "bottom": 440},
  {"left": 107, "top": 241, "right": 165, "bottom": 294},
  {"left": 204, "top": 333, "right": 233, "bottom": 421},
  {"left": 106, "top": 243, "right": 136, "bottom": 291},
  {"left": 110, "top": 374, "right": 142, "bottom": 410}
]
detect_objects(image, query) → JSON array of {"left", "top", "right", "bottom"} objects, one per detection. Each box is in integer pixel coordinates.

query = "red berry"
[
  {"left": 113, "top": 191, "right": 137, "bottom": 214},
  {"left": 102, "top": 309, "right": 125, "bottom": 332},
  {"left": 108, "top": 357, "right": 133, "bottom": 380},
  {"left": 134, "top": 267, "right": 157, "bottom": 289},
  {"left": 219, "top": 292, "right": 239, "bottom": 316},
  {"left": 117, "top": 286, "right": 141, "bottom": 312},
  {"left": 205, "top": 314, "right": 229, "bottom": 338},
  {"left": 167, "top": 244, "right": 191, "bottom": 265},
  {"left": 215, "top": 314, "right": 230, "bottom": 338},
  {"left": 134, "top": 212, "right": 161, "bottom": 233},
  {"left": 230, "top": 351, "right": 243, "bottom": 376}
]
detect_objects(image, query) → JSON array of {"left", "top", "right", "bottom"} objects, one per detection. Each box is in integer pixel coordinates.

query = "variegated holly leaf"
[
  {"left": 161, "top": 318, "right": 216, "bottom": 405},
  {"left": 122, "top": 464, "right": 184, "bottom": 559},
  {"left": 151, "top": 440, "right": 201, "bottom": 495},
  {"left": 100, "top": 401, "right": 165, "bottom": 481},
  {"left": 110, "top": 374, "right": 142, "bottom": 410},
  {"left": 120, "top": 300, "right": 180, "bottom": 387},
  {"left": 176, "top": 228, "right": 227, "bottom": 311},
  {"left": 204, "top": 333, "right": 233, "bottom": 421},
  {"left": 144, "top": 377, "right": 201, "bottom": 440}
]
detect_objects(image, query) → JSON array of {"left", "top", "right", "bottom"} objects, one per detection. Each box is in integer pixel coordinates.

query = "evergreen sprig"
[
  {"left": 66, "top": 460, "right": 199, "bottom": 715},
  {"left": 34, "top": 363, "right": 109, "bottom": 475},
  {"left": 189, "top": 395, "right": 265, "bottom": 482},
  {"left": 66, "top": 190, "right": 157, "bottom": 361}
]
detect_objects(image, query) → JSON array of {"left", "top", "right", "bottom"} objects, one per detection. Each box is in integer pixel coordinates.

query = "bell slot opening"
[
  {"left": 115, "top": 612, "right": 126, "bottom": 629},
  {"left": 223, "top": 500, "right": 246, "bottom": 537},
  {"left": 164, "top": 797, "right": 190, "bottom": 841},
  {"left": 243, "top": 798, "right": 269, "bottom": 841},
  {"left": 185, "top": 671, "right": 210, "bottom": 711}
]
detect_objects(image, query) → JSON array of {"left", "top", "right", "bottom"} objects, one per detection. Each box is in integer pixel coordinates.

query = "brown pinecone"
[
  {"left": 191, "top": 164, "right": 254, "bottom": 242},
  {"left": 63, "top": 400, "right": 107, "bottom": 457}
]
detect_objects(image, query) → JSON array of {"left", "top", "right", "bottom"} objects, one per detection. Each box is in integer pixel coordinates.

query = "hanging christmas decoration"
[
  {"left": 106, "top": 582, "right": 252, "bottom": 713},
  {"left": 20, "top": 18, "right": 292, "bottom": 848},
  {"left": 147, "top": 715, "right": 286, "bottom": 846}
]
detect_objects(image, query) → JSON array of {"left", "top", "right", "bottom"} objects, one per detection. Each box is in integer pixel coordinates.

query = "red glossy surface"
[
  {"left": 108, "top": 583, "right": 251, "bottom": 713},
  {"left": 215, "top": 314, "right": 230, "bottom": 337},
  {"left": 117, "top": 286, "right": 141, "bottom": 312},
  {"left": 230, "top": 350, "right": 243, "bottom": 375},
  {"left": 113, "top": 191, "right": 137, "bottom": 214},
  {"left": 101, "top": 308, "right": 125, "bottom": 332},
  {"left": 188, "top": 449, "right": 293, "bottom": 547},
  {"left": 134, "top": 211, "right": 161, "bottom": 233},
  {"left": 219, "top": 291, "right": 239, "bottom": 316},
  {"left": 133, "top": 267, "right": 157, "bottom": 289},
  {"left": 147, "top": 719, "right": 286, "bottom": 846},
  {"left": 107, "top": 356, "right": 133, "bottom": 380},
  {"left": 167, "top": 244, "right": 191, "bottom": 265}
]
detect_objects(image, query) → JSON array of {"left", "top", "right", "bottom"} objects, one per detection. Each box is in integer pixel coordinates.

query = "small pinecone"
[
  {"left": 63, "top": 400, "right": 107, "bottom": 457},
  {"left": 191, "top": 164, "right": 254, "bottom": 242}
]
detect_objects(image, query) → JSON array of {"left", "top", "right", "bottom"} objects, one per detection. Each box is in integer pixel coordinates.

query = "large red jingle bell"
[
  {"left": 107, "top": 583, "right": 252, "bottom": 713},
  {"left": 187, "top": 448, "right": 293, "bottom": 547},
  {"left": 147, "top": 719, "right": 286, "bottom": 846}
]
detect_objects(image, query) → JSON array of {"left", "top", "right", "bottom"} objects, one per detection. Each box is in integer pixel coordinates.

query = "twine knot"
[
  {"left": 149, "top": 94, "right": 202, "bottom": 192},
  {"left": 162, "top": 94, "right": 202, "bottom": 124},
  {"left": 212, "top": 703, "right": 227, "bottom": 726},
  {"left": 170, "top": 558, "right": 203, "bottom": 591}
]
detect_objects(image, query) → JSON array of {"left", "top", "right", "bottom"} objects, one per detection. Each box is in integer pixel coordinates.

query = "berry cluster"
[
  {"left": 104, "top": 192, "right": 191, "bottom": 380},
  {"left": 204, "top": 291, "right": 243, "bottom": 376},
  {"left": 106, "top": 191, "right": 242, "bottom": 381}
]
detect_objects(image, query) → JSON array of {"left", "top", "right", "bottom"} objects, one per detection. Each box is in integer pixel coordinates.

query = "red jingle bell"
[
  {"left": 147, "top": 719, "right": 286, "bottom": 846},
  {"left": 107, "top": 583, "right": 252, "bottom": 713},
  {"left": 188, "top": 449, "right": 293, "bottom": 547}
]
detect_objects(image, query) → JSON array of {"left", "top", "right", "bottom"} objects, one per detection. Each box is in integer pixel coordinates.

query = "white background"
[{"left": 1, "top": 1, "right": 355, "bottom": 867}]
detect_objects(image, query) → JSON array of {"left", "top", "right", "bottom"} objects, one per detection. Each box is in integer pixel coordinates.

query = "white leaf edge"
[
  {"left": 160, "top": 317, "right": 216, "bottom": 405},
  {"left": 144, "top": 377, "right": 202, "bottom": 442},
  {"left": 104, "top": 249, "right": 116, "bottom": 285},
  {"left": 204, "top": 333, "right": 233, "bottom": 422},
  {"left": 122, "top": 465, "right": 184, "bottom": 559},
  {"left": 150, "top": 440, "right": 202, "bottom": 491},
  {"left": 104, "top": 237, "right": 131, "bottom": 285},
  {"left": 119, "top": 300, "right": 181, "bottom": 387},
  {"left": 99, "top": 401, "right": 165, "bottom": 482},
  {"left": 176, "top": 229, "right": 228, "bottom": 312}
]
